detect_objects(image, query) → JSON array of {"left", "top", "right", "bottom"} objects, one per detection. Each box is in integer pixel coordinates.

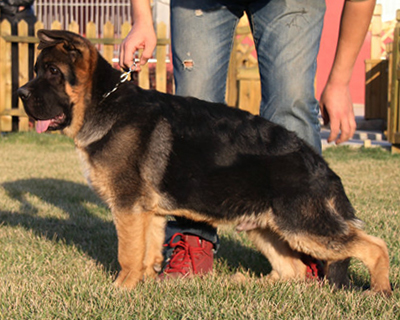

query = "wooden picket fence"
[
  {"left": 226, "top": 16, "right": 260, "bottom": 116},
  {"left": 0, "top": 19, "right": 172, "bottom": 131},
  {"left": 367, "top": 7, "right": 400, "bottom": 153},
  {"left": 0, "top": 16, "right": 260, "bottom": 132},
  {"left": 387, "top": 11, "right": 400, "bottom": 153}
]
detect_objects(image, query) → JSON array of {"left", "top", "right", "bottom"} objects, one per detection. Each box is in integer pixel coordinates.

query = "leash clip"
[
  {"left": 120, "top": 61, "right": 137, "bottom": 83},
  {"left": 102, "top": 60, "right": 138, "bottom": 100}
]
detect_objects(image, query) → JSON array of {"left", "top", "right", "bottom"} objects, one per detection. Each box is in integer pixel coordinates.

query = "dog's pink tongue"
[{"left": 35, "top": 120, "right": 51, "bottom": 133}]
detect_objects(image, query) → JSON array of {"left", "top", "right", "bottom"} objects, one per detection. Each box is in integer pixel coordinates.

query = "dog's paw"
[
  {"left": 230, "top": 272, "right": 247, "bottom": 284},
  {"left": 153, "top": 263, "right": 162, "bottom": 273},
  {"left": 263, "top": 270, "right": 281, "bottom": 283},
  {"left": 114, "top": 270, "right": 141, "bottom": 289}
]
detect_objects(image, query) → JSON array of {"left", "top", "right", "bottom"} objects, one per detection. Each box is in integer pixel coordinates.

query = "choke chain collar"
[{"left": 102, "top": 61, "right": 137, "bottom": 101}]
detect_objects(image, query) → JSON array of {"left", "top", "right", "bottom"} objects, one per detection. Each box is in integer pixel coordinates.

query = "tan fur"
[
  {"left": 76, "top": 145, "right": 116, "bottom": 208},
  {"left": 247, "top": 229, "right": 307, "bottom": 280},
  {"left": 143, "top": 215, "right": 166, "bottom": 278},
  {"left": 63, "top": 82, "right": 87, "bottom": 138},
  {"left": 349, "top": 230, "right": 391, "bottom": 293},
  {"left": 63, "top": 42, "right": 98, "bottom": 138},
  {"left": 113, "top": 210, "right": 153, "bottom": 289}
]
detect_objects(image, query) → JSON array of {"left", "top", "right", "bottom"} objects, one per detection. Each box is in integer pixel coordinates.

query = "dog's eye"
[{"left": 49, "top": 66, "right": 59, "bottom": 75}]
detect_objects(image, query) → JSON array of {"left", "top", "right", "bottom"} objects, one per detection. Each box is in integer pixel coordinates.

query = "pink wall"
[{"left": 316, "top": 0, "right": 371, "bottom": 104}]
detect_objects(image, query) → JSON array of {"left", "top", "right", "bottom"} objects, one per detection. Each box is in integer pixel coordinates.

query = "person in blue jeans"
[{"left": 119, "top": 0, "right": 375, "bottom": 279}]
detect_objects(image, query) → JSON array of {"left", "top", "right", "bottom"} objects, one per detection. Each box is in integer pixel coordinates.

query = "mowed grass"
[{"left": 0, "top": 132, "right": 399, "bottom": 319}]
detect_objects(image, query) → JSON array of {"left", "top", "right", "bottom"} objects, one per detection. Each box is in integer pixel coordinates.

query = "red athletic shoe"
[
  {"left": 160, "top": 233, "right": 214, "bottom": 279},
  {"left": 302, "top": 255, "right": 325, "bottom": 280}
]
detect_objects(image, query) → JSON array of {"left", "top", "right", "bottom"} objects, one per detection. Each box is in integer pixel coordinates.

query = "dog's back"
[{"left": 98, "top": 82, "right": 357, "bottom": 235}]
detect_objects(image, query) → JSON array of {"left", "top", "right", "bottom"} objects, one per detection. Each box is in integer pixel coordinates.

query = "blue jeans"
[
  {"left": 171, "top": 0, "right": 325, "bottom": 153},
  {"left": 168, "top": 0, "right": 326, "bottom": 246}
]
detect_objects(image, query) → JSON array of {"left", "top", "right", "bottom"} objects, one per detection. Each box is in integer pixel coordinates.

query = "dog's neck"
[
  {"left": 71, "top": 54, "right": 122, "bottom": 148},
  {"left": 92, "top": 54, "right": 124, "bottom": 103}
]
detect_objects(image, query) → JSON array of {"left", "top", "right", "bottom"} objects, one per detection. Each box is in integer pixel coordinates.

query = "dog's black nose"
[{"left": 17, "top": 87, "right": 31, "bottom": 101}]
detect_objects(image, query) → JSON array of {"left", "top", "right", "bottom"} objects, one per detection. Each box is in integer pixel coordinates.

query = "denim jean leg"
[
  {"left": 170, "top": 0, "right": 241, "bottom": 101},
  {"left": 249, "top": 0, "right": 326, "bottom": 153},
  {"left": 169, "top": 0, "right": 243, "bottom": 245}
]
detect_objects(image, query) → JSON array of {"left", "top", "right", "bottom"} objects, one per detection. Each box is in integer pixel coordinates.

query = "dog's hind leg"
[
  {"left": 284, "top": 229, "right": 391, "bottom": 296},
  {"left": 247, "top": 229, "right": 307, "bottom": 281},
  {"left": 349, "top": 230, "right": 391, "bottom": 296},
  {"left": 143, "top": 214, "right": 166, "bottom": 279},
  {"left": 113, "top": 210, "right": 154, "bottom": 289},
  {"left": 326, "top": 259, "right": 350, "bottom": 289}
]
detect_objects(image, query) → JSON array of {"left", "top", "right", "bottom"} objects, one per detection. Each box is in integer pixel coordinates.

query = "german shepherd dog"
[{"left": 18, "top": 30, "right": 391, "bottom": 296}]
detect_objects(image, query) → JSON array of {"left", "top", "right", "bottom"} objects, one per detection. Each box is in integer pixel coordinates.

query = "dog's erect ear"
[
  {"left": 37, "top": 29, "right": 79, "bottom": 50},
  {"left": 37, "top": 29, "right": 64, "bottom": 50},
  {"left": 37, "top": 29, "right": 87, "bottom": 62}
]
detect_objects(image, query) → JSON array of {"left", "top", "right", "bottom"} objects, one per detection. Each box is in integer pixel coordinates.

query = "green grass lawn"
[{"left": 0, "top": 132, "right": 399, "bottom": 319}]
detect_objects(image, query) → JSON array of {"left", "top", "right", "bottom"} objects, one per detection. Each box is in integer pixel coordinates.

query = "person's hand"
[
  {"left": 319, "top": 82, "right": 356, "bottom": 145},
  {"left": 119, "top": 22, "right": 156, "bottom": 71}
]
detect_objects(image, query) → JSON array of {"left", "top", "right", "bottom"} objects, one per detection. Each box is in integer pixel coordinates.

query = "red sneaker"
[
  {"left": 302, "top": 255, "right": 325, "bottom": 280},
  {"left": 160, "top": 233, "right": 214, "bottom": 279}
]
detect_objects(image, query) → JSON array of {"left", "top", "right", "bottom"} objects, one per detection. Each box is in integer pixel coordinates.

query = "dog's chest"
[
  {"left": 75, "top": 147, "right": 115, "bottom": 207},
  {"left": 76, "top": 148, "right": 92, "bottom": 187}
]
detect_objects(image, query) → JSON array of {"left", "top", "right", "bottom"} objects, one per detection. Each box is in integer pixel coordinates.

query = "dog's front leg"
[
  {"left": 143, "top": 214, "right": 166, "bottom": 279},
  {"left": 113, "top": 210, "right": 152, "bottom": 289}
]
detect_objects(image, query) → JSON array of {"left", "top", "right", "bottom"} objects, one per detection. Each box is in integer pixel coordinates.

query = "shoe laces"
[{"left": 163, "top": 233, "right": 204, "bottom": 275}]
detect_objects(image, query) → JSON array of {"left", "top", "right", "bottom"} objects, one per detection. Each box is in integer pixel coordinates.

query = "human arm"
[
  {"left": 319, "top": 0, "right": 376, "bottom": 144},
  {"left": 119, "top": 0, "right": 157, "bottom": 71}
]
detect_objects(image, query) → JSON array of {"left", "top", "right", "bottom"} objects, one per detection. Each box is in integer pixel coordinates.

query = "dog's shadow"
[
  {"left": 1, "top": 178, "right": 268, "bottom": 276},
  {"left": 1, "top": 178, "right": 119, "bottom": 271}
]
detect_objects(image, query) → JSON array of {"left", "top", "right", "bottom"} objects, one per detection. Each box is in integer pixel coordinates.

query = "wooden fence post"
[
  {"left": 86, "top": 21, "right": 97, "bottom": 39},
  {"left": 34, "top": 20, "right": 44, "bottom": 62},
  {"left": 138, "top": 50, "right": 150, "bottom": 90},
  {"left": 17, "top": 20, "right": 30, "bottom": 131},
  {"left": 69, "top": 21, "right": 80, "bottom": 34},
  {"left": 103, "top": 21, "right": 115, "bottom": 64},
  {"left": 364, "top": 4, "right": 388, "bottom": 120},
  {"left": 226, "top": 22, "right": 239, "bottom": 107},
  {"left": 227, "top": 15, "right": 261, "bottom": 115},
  {"left": 51, "top": 20, "right": 62, "bottom": 30},
  {"left": 387, "top": 41, "right": 393, "bottom": 105},
  {"left": 156, "top": 22, "right": 167, "bottom": 93},
  {"left": 0, "top": 20, "right": 12, "bottom": 131},
  {"left": 371, "top": 4, "right": 383, "bottom": 59},
  {"left": 103, "top": 21, "right": 114, "bottom": 65}
]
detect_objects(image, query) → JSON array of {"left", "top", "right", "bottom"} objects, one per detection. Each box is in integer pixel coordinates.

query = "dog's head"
[{"left": 18, "top": 29, "right": 98, "bottom": 136}]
